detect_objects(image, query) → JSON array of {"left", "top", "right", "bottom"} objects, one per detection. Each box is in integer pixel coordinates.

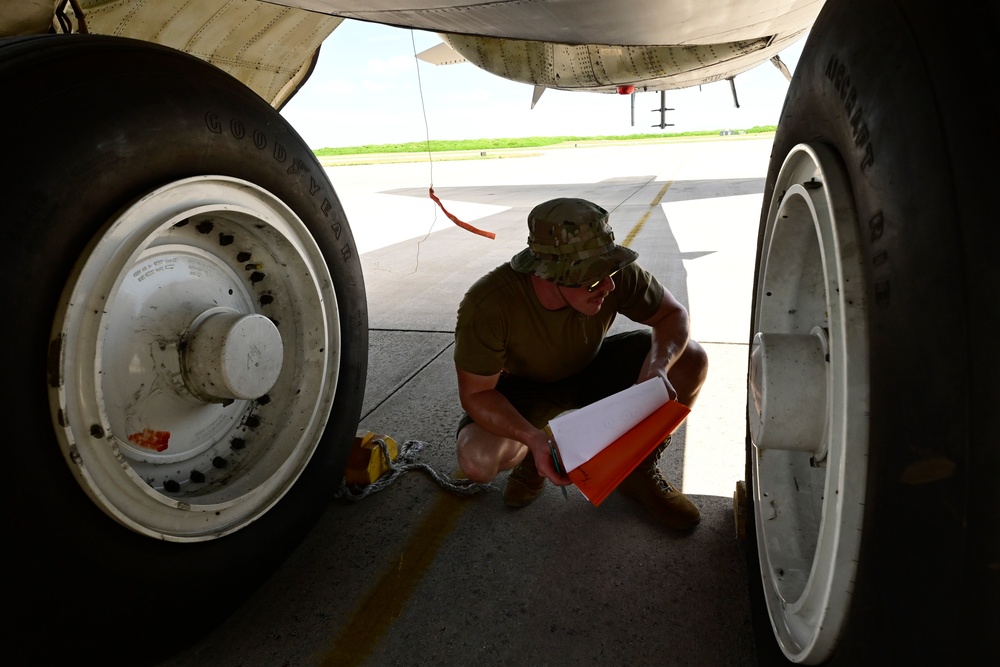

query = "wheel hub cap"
[
  {"left": 183, "top": 309, "right": 284, "bottom": 402},
  {"left": 749, "top": 328, "right": 829, "bottom": 460}
]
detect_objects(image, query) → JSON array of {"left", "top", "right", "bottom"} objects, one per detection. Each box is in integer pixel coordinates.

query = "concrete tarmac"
[{"left": 161, "top": 135, "right": 773, "bottom": 666}]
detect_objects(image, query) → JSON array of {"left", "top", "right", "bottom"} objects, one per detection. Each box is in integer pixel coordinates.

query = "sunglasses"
[{"left": 587, "top": 269, "right": 619, "bottom": 292}]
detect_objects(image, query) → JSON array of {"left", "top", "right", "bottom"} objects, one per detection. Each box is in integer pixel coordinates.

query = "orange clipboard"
[{"left": 564, "top": 400, "right": 690, "bottom": 506}]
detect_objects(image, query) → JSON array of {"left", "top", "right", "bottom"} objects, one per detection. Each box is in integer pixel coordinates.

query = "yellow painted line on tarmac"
[
  {"left": 319, "top": 492, "right": 469, "bottom": 667},
  {"left": 621, "top": 179, "right": 674, "bottom": 248}
]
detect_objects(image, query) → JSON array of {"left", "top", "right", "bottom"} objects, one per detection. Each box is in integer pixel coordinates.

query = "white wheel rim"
[
  {"left": 749, "top": 144, "right": 870, "bottom": 663},
  {"left": 50, "top": 176, "right": 340, "bottom": 542}
]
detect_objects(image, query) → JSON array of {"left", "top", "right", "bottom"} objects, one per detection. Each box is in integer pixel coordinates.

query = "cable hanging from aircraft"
[
  {"left": 55, "top": 0, "right": 89, "bottom": 34},
  {"left": 411, "top": 30, "right": 496, "bottom": 241}
]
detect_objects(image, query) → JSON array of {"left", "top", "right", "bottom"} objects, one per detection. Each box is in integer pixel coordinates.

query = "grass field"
[{"left": 312, "top": 126, "right": 777, "bottom": 157}]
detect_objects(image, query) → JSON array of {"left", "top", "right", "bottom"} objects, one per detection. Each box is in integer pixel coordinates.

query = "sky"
[{"left": 280, "top": 19, "right": 806, "bottom": 150}]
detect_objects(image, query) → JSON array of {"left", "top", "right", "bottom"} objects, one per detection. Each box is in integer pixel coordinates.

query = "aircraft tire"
[
  {"left": 745, "top": 1, "right": 999, "bottom": 664},
  {"left": 1, "top": 35, "right": 367, "bottom": 663}
]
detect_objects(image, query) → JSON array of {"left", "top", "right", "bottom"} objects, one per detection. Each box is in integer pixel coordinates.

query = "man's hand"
[
  {"left": 524, "top": 428, "right": 572, "bottom": 486},
  {"left": 640, "top": 364, "right": 679, "bottom": 402},
  {"left": 640, "top": 289, "right": 691, "bottom": 403},
  {"left": 456, "top": 366, "right": 572, "bottom": 485}
]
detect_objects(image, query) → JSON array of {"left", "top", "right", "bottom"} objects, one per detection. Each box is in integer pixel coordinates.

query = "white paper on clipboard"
[{"left": 546, "top": 378, "right": 669, "bottom": 473}]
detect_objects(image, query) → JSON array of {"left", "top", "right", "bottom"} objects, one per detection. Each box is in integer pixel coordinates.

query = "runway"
[{"left": 161, "top": 135, "right": 773, "bottom": 666}]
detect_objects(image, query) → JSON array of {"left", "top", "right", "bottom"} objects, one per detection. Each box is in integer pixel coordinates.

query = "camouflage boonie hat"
[{"left": 510, "top": 198, "right": 638, "bottom": 287}]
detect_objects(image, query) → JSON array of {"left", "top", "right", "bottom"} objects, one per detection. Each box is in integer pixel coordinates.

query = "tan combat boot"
[
  {"left": 617, "top": 438, "right": 701, "bottom": 530},
  {"left": 503, "top": 451, "right": 546, "bottom": 507}
]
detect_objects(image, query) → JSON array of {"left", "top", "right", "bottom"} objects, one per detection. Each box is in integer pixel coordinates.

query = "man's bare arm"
[
  {"left": 456, "top": 366, "right": 571, "bottom": 485},
  {"left": 639, "top": 290, "right": 692, "bottom": 400}
]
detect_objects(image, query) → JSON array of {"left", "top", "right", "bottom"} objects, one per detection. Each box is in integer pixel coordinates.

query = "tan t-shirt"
[{"left": 454, "top": 262, "right": 664, "bottom": 382}]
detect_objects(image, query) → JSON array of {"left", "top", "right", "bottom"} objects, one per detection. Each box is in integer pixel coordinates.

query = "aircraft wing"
[{"left": 3, "top": 0, "right": 820, "bottom": 107}]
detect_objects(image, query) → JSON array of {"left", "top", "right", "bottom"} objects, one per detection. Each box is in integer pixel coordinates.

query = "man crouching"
[{"left": 453, "top": 197, "right": 708, "bottom": 530}]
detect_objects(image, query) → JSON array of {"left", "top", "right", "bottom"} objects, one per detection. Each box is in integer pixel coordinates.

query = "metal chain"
[{"left": 335, "top": 438, "right": 496, "bottom": 502}]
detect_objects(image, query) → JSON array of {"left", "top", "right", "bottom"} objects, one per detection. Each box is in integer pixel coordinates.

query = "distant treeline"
[{"left": 313, "top": 126, "right": 776, "bottom": 156}]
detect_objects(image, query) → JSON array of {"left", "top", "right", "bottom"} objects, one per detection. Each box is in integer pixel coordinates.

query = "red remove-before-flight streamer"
[{"left": 428, "top": 187, "right": 496, "bottom": 240}]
